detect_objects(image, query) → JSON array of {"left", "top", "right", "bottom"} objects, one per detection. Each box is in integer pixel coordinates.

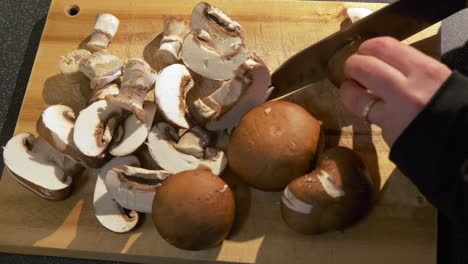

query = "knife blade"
[{"left": 268, "top": 0, "right": 466, "bottom": 100}]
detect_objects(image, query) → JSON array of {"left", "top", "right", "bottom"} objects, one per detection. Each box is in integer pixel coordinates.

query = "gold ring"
[{"left": 361, "top": 98, "right": 380, "bottom": 123}]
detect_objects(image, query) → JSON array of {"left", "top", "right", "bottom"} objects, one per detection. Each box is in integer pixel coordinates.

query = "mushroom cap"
[
  {"left": 3, "top": 133, "right": 73, "bottom": 201},
  {"left": 36, "top": 104, "right": 105, "bottom": 168},
  {"left": 94, "top": 156, "right": 140, "bottom": 233},
  {"left": 227, "top": 100, "right": 321, "bottom": 191},
  {"left": 73, "top": 100, "right": 122, "bottom": 157},
  {"left": 155, "top": 64, "right": 193, "bottom": 129},
  {"left": 152, "top": 169, "right": 235, "bottom": 250},
  {"left": 109, "top": 102, "right": 157, "bottom": 156},
  {"left": 281, "top": 147, "right": 374, "bottom": 235},
  {"left": 147, "top": 122, "right": 227, "bottom": 175}
]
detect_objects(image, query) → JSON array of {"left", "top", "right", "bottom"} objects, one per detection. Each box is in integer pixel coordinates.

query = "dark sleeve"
[{"left": 389, "top": 71, "right": 468, "bottom": 230}]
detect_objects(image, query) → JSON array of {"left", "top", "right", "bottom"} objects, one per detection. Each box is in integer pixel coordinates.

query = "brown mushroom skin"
[
  {"left": 281, "top": 147, "right": 374, "bottom": 235},
  {"left": 227, "top": 100, "right": 321, "bottom": 191},
  {"left": 152, "top": 169, "right": 235, "bottom": 250}
]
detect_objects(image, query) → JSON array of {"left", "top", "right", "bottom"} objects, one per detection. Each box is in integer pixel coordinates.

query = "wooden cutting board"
[{"left": 0, "top": 0, "right": 440, "bottom": 263}]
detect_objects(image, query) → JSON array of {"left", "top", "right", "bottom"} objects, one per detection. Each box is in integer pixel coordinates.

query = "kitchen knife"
[{"left": 268, "top": 0, "right": 466, "bottom": 99}]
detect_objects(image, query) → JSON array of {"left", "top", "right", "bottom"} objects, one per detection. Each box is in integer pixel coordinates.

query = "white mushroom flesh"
[
  {"left": 173, "top": 126, "right": 210, "bottom": 159},
  {"left": 74, "top": 100, "right": 122, "bottom": 157},
  {"left": 155, "top": 17, "right": 189, "bottom": 68},
  {"left": 109, "top": 101, "right": 157, "bottom": 156},
  {"left": 155, "top": 64, "right": 193, "bottom": 128},
  {"left": 3, "top": 134, "right": 73, "bottom": 200},
  {"left": 88, "top": 82, "right": 120, "bottom": 105},
  {"left": 79, "top": 50, "right": 124, "bottom": 89},
  {"left": 59, "top": 49, "right": 91, "bottom": 82},
  {"left": 206, "top": 57, "right": 273, "bottom": 131},
  {"left": 346, "top": 7, "right": 373, "bottom": 23},
  {"left": 107, "top": 58, "right": 157, "bottom": 122},
  {"left": 87, "top": 13, "right": 120, "bottom": 52},
  {"left": 147, "top": 122, "right": 227, "bottom": 175},
  {"left": 94, "top": 156, "right": 139, "bottom": 233},
  {"left": 105, "top": 165, "right": 170, "bottom": 213}
]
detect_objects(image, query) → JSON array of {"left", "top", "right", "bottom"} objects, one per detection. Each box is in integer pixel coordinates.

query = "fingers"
[
  {"left": 339, "top": 80, "right": 385, "bottom": 126},
  {"left": 344, "top": 54, "right": 407, "bottom": 100},
  {"left": 357, "top": 37, "right": 432, "bottom": 76}
]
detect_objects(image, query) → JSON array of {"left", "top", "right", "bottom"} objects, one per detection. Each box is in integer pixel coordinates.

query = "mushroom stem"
[
  {"left": 79, "top": 50, "right": 124, "bottom": 90},
  {"left": 88, "top": 82, "right": 120, "bottom": 105},
  {"left": 59, "top": 49, "right": 91, "bottom": 82},
  {"left": 155, "top": 17, "right": 189, "bottom": 68},
  {"left": 87, "top": 14, "right": 120, "bottom": 52},
  {"left": 107, "top": 58, "right": 157, "bottom": 122}
]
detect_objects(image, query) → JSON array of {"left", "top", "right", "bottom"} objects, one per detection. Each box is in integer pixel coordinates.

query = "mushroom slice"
[
  {"left": 181, "top": 30, "right": 248, "bottom": 81},
  {"left": 155, "top": 64, "right": 194, "bottom": 128},
  {"left": 346, "top": 7, "right": 373, "bottom": 23},
  {"left": 36, "top": 105, "right": 106, "bottom": 168},
  {"left": 94, "top": 156, "right": 139, "bottom": 233},
  {"left": 79, "top": 50, "right": 124, "bottom": 89},
  {"left": 182, "top": 2, "right": 248, "bottom": 80},
  {"left": 74, "top": 100, "right": 122, "bottom": 157},
  {"left": 173, "top": 126, "right": 211, "bottom": 159},
  {"left": 59, "top": 49, "right": 91, "bottom": 82},
  {"left": 155, "top": 17, "right": 190, "bottom": 68},
  {"left": 192, "top": 68, "right": 251, "bottom": 122},
  {"left": 104, "top": 165, "right": 170, "bottom": 213},
  {"left": 88, "top": 82, "right": 120, "bottom": 105},
  {"left": 191, "top": 2, "right": 243, "bottom": 37},
  {"left": 109, "top": 102, "right": 157, "bottom": 156},
  {"left": 87, "top": 13, "right": 120, "bottom": 52},
  {"left": 3, "top": 133, "right": 76, "bottom": 201},
  {"left": 107, "top": 58, "right": 157, "bottom": 122},
  {"left": 147, "top": 122, "right": 227, "bottom": 175},
  {"left": 206, "top": 56, "right": 273, "bottom": 131}
]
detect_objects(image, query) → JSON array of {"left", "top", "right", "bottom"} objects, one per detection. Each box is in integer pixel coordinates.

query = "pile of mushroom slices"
[{"left": 3, "top": 2, "right": 272, "bottom": 235}]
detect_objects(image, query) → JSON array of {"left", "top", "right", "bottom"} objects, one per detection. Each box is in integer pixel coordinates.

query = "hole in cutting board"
[{"left": 65, "top": 5, "right": 80, "bottom": 17}]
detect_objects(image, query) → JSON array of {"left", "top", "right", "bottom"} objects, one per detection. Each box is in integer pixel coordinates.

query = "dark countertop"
[{"left": 0, "top": 0, "right": 467, "bottom": 263}]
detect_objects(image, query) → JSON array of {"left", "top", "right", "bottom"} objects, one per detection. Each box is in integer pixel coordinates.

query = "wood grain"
[{"left": 0, "top": 0, "right": 440, "bottom": 263}]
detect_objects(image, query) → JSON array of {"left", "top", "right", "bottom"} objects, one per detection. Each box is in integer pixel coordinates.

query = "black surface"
[{"left": 0, "top": 0, "right": 466, "bottom": 263}]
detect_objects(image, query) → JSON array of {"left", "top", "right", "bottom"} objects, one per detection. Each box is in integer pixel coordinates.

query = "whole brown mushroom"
[
  {"left": 281, "top": 146, "right": 374, "bottom": 235},
  {"left": 152, "top": 169, "right": 235, "bottom": 250},
  {"left": 227, "top": 100, "right": 322, "bottom": 191}
]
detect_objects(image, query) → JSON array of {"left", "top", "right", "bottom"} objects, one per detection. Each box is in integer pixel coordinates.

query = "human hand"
[{"left": 339, "top": 37, "right": 452, "bottom": 147}]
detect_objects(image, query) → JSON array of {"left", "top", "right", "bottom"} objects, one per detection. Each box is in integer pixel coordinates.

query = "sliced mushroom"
[
  {"left": 87, "top": 13, "right": 120, "bottom": 52},
  {"left": 135, "top": 145, "right": 162, "bottom": 170},
  {"left": 346, "top": 7, "right": 373, "bottom": 23},
  {"left": 173, "top": 126, "right": 211, "bottom": 159},
  {"left": 36, "top": 104, "right": 106, "bottom": 168},
  {"left": 147, "top": 122, "right": 227, "bottom": 175},
  {"left": 181, "top": 30, "right": 248, "bottom": 81},
  {"left": 104, "top": 165, "right": 170, "bottom": 213},
  {"left": 3, "top": 133, "right": 78, "bottom": 201},
  {"left": 94, "top": 156, "right": 139, "bottom": 233},
  {"left": 59, "top": 49, "right": 91, "bottom": 82},
  {"left": 107, "top": 58, "right": 157, "bottom": 122},
  {"left": 79, "top": 50, "right": 124, "bottom": 89},
  {"left": 192, "top": 66, "right": 251, "bottom": 122},
  {"left": 109, "top": 101, "right": 157, "bottom": 156},
  {"left": 181, "top": 2, "right": 248, "bottom": 80},
  {"left": 88, "top": 82, "right": 120, "bottom": 105},
  {"left": 205, "top": 56, "right": 273, "bottom": 131},
  {"left": 155, "top": 64, "right": 194, "bottom": 128},
  {"left": 74, "top": 100, "right": 122, "bottom": 157},
  {"left": 155, "top": 17, "right": 190, "bottom": 68}
]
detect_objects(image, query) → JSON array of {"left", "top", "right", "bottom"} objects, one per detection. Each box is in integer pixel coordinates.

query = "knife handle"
[{"left": 326, "top": 39, "right": 364, "bottom": 88}]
